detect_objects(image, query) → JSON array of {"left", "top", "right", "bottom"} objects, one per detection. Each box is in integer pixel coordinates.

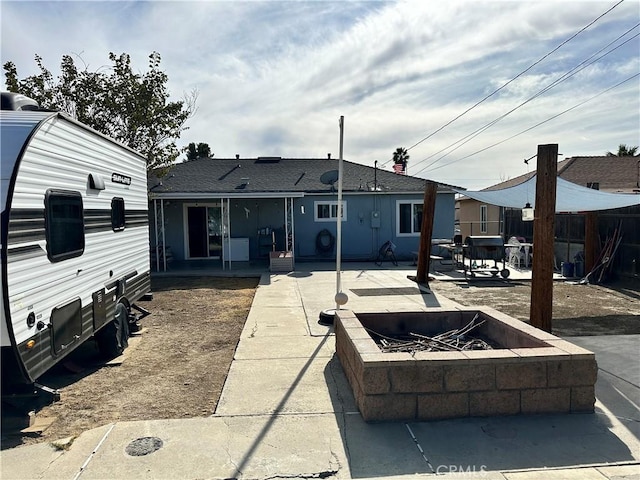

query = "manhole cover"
[{"left": 125, "top": 436, "right": 163, "bottom": 456}]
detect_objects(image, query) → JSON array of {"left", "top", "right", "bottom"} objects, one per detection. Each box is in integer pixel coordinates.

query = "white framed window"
[
  {"left": 396, "top": 200, "right": 423, "bottom": 236},
  {"left": 314, "top": 201, "right": 347, "bottom": 222},
  {"left": 480, "top": 204, "right": 488, "bottom": 233}
]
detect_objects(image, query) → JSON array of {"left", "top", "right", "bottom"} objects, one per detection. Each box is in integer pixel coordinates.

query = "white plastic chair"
[{"left": 507, "top": 236, "right": 526, "bottom": 268}]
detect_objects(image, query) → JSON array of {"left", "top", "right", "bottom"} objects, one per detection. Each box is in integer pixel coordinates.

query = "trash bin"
[{"left": 561, "top": 261, "right": 574, "bottom": 278}]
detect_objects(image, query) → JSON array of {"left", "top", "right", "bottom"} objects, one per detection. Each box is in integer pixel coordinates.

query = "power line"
[
  {"left": 422, "top": 72, "right": 639, "bottom": 175},
  {"left": 410, "top": 26, "right": 640, "bottom": 176},
  {"left": 380, "top": 0, "right": 626, "bottom": 168}
]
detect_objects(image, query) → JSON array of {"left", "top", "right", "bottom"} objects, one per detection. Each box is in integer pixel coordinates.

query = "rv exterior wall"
[{"left": 1, "top": 111, "right": 150, "bottom": 383}]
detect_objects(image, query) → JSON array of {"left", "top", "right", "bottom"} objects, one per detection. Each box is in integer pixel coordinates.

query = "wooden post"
[
  {"left": 416, "top": 181, "right": 438, "bottom": 284},
  {"left": 530, "top": 144, "right": 558, "bottom": 332},
  {"left": 584, "top": 212, "right": 598, "bottom": 273}
]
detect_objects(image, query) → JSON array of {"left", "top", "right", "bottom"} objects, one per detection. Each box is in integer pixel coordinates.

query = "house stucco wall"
[
  {"left": 149, "top": 190, "right": 455, "bottom": 264},
  {"left": 458, "top": 199, "right": 502, "bottom": 239}
]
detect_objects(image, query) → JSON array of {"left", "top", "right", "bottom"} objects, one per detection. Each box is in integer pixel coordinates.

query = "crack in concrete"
[
  {"left": 222, "top": 417, "right": 242, "bottom": 478},
  {"left": 259, "top": 470, "right": 339, "bottom": 479},
  {"left": 248, "top": 320, "right": 258, "bottom": 338},
  {"left": 40, "top": 448, "right": 65, "bottom": 479}
]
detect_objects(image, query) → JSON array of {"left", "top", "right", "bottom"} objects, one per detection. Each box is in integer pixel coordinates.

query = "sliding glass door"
[{"left": 185, "top": 204, "right": 222, "bottom": 259}]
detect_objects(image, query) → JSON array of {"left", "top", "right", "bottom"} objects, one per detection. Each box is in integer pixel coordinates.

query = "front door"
[{"left": 186, "top": 205, "right": 222, "bottom": 259}]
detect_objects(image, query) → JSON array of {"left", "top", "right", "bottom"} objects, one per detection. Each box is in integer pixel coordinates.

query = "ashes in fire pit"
[{"left": 335, "top": 307, "right": 597, "bottom": 422}]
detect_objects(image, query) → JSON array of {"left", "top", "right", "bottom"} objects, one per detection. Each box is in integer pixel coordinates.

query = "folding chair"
[{"left": 375, "top": 240, "right": 398, "bottom": 266}]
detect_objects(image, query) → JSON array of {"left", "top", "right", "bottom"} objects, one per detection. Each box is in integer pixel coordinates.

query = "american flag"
[{"left": 393, "top": 163, "right": 405, "bottom": 174}]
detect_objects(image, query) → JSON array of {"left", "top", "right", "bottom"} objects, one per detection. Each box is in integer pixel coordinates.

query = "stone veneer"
[{"left": 335, "top": 307, "right": 597, "bottom": 422}]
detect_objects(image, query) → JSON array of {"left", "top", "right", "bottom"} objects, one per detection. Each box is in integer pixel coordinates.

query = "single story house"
[
  {"left": 148, "top": 156, "right": 458, "bottom": 270},
  {"left": 456, "top": 156, "right": 640, "bottom": 277}
]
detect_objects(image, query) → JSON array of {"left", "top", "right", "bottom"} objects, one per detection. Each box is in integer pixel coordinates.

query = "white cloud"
[{"left": 1, "top": 0, "right": 638, "bottom": 189}]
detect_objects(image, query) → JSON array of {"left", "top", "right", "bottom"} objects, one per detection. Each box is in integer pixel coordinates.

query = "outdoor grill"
[{"left": 462, "top": 236, "right": 510, "bottom": 278}]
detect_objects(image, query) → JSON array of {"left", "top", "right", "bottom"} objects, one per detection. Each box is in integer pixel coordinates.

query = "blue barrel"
[
  {"left": 574, "top": 261, "right": 584, "bottom": 278},
  {"left": 561, "top": 262, "right": 574, "bottom": 277}
]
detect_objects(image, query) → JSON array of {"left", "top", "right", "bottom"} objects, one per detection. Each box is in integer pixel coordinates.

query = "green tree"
[
  {"left": 185, "top": 142, "right": 212, "bottom": 161},
  {"left": 3, "top": 52, "right": 197, "bottom": 173},
  {"left": 392, "top": 147, "right": 409, "bottom": 173},
  {"left": 606, "top": 144, "right": 639, "bottom": 156}
]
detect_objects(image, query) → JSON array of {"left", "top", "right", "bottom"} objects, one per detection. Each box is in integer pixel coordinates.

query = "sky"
[{"left": 1, "top": 0, "right": 639, "bottom": 189}]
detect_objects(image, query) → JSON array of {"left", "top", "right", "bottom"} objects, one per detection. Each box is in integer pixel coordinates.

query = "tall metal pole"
[{"left": 336, "top": 116, "right": 345, "bottom": 310}]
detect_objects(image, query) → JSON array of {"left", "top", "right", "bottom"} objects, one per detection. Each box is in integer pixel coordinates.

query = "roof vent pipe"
[
  {"left": 236, "top": 154, "right": 240, "bottom": 159},
  {"left": 328, "top": 153, "right": 331, "bottom": 159}
]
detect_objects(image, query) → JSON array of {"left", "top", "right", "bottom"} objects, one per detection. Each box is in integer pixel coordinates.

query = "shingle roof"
[
  {"left": 557, "top": 156, "right": 640, "bottom": 193},
  {"left": 469, "top": 156, "right": 639, "bottom": 195},
  {"left": 149, "top": 157, "right": 460, "bottom": 195}
]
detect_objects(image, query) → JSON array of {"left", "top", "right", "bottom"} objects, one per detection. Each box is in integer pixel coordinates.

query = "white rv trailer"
[{"left": 1, "top": 106, "right": 151, "bottom": 388}]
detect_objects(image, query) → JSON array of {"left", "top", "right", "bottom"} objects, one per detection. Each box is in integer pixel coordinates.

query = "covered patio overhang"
[{"left": 150, "top": 192, "right": 304, "bottom": 272}]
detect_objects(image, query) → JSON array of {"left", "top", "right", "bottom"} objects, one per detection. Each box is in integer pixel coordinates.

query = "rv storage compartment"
[{"left": 51, "top": 298, "right": 83, "bottom": 354}]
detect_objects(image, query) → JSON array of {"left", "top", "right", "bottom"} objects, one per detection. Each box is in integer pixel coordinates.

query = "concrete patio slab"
[
  {"left": 234, "top": 334, "right": 335, "bottom": 360},
  {"left": 241, "top": 305, "right": 310, "bottom": 337},
  {"left": 215, "top": 353, "right": 357, "bottom": 416},
  {"left": 407, "top": 412, "right": 639, "bottom": 474}
]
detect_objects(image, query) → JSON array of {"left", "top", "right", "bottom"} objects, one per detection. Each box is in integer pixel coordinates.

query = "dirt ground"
[
  {"left": 2, "top": 276, "right": 258, "bottom": 450},
  {"left": 1, "top": 274, "right": 638, "bottom": 450},
  {"left": 428, "top": 276, "right": 639, "bottom": 336}
]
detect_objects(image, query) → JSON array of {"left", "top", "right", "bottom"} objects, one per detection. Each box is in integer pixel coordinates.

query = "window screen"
[
  {"left": 111, "top": 197, "right": 125, "bottom": 231},
  {"left": 45, "top": 190, "right": 85, "bottom": 262}
]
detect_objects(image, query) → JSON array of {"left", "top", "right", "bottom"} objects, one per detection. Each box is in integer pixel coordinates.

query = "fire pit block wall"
[{"left": 335, "top": 307, "right": 597, "bottom": 422}]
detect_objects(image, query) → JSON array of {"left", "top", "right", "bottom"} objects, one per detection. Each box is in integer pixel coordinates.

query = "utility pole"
[
  {"left": 416, "top": 181, "right": 438, "bottom": 284},
  {"left": 530, "top": 144, "right": 558, "bottom": 332}
]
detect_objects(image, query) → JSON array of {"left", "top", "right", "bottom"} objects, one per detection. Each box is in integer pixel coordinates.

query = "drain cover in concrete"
[
  {"left": 125, "top": 436, "right": 163, "bottom": 456},
  {"left": 350, "top": 287, "right": 420, "bottom": 297}
]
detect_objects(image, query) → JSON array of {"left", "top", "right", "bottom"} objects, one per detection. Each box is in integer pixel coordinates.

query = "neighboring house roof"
[
  {"left": 556, "top": 156, "right": 640, "bottom": 193},
  {"left": 149, "top": 157, "right": 461, "bottom": 197},
  {"left": 459, "top": 156, "right": 640, "bottom": 202}
]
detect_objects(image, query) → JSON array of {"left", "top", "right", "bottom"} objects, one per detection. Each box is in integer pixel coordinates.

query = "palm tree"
[
  {"left": 185, "top": 142, "right": 212, "bottom": 161},
  {"left": 392, "top": 147, "right": 409, "bottom": 173},
  {"left": 606, "top": 144, "right": 639, "bottom": 156}
]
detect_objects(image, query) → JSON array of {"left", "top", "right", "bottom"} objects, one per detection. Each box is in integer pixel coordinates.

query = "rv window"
[
  {"left": 45, "top": 190, "right": 85, "bottom": 262},
  {"left": 111, "top": 197, "right": 125, "bottom": 231}
]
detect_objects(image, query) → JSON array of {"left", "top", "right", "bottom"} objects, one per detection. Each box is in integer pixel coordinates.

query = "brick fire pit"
[{"left": 335, "top": 307, "right": 597, "bottom": 422}]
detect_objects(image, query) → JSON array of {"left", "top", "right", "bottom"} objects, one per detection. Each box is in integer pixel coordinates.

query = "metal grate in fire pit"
[{"left": 350, "top": 287, "right": 421, "bottom": 297}]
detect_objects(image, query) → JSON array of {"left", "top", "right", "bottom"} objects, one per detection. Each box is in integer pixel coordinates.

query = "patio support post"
[
  {"left": 154, "top": 199, "right": 160, "bottom": 272},
  {"left": 585, "top": 212, "right": 598, "bottom": 273},
  {"left": 530, "top": 144, "right": 558, "bottom": 333},
  {"left": 416, "top": 180, "right": 438, "bottom": 284},
  {"left": 161, "top": 199, "right": 166, "bottom": 272},
  {"left": 284, "top": 198, "right": 288, "bottom": 251},
  {"left": 290, "top": 198, "right": 295, "bottom": 263},
  {"left": 223, "top": 198, "right": 231, "bottom": 270}
]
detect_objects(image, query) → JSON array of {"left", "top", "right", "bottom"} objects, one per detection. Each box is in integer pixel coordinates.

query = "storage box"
[{"left": 269, "top": 251, "right": 293, "bottom": 272}]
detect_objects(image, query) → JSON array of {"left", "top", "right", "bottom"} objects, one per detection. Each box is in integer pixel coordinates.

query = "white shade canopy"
[{"left": 456, "top": 176, "right": 640, "bottom": 213}]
